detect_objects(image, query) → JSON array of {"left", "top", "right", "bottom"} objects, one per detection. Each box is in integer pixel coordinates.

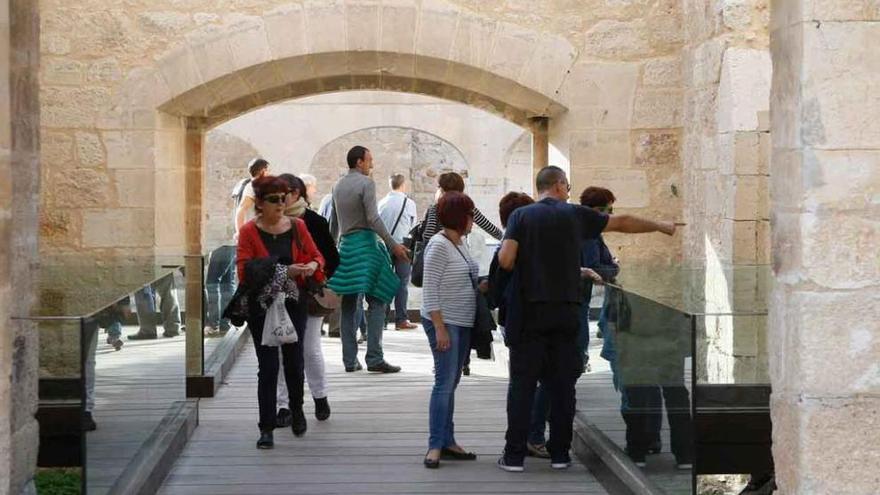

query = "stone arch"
[
  {"left": 109, "top": 1, "right": 576, "bottom": 256},
  {"left": 307, "top": 125, "right": 470, "bottom": 217},
  {"left": 119, "top": 1, "right": 574, "bottom": 129}
]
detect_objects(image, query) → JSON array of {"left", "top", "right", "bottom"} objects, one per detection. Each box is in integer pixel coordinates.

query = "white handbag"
[{"left": 261, "top": 297, "right": 298, "bottom": 347}]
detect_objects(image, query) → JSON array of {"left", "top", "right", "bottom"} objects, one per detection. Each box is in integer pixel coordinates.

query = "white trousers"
[{"left": 277, "top": 315, "right": 327, "bottom": 408}]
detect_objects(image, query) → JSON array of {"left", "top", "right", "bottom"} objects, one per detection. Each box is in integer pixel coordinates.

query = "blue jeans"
[
  {"left": 341, "top": 293, "right": 386, "bottom": 368},
  {"left": 423, "top": 318, "right": 471, "bottom": 450},
  {"left": 527, "top": 382, "right": 549, "bottom": 445},
  {"left": 205, "top": 245, "right": 236, "bottom": 330},
  {"left": 576, "top": 299, "right": 591, "bottom": 368},
  {"left": 393, "top": 259, "right": 412, "bottom": 323}
]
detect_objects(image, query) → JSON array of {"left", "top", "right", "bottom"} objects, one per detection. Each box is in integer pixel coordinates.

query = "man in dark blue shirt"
[{"left": 496, "top": 166, "right": 675, "bottom": 472}]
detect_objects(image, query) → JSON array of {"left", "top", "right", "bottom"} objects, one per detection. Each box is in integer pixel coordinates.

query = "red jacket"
[{"left": 236, "top": 218, "right": 326, "bottom": 286}]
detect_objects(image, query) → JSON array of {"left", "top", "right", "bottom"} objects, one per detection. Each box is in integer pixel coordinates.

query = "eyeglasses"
[{"left": 263, "top": 193, "right": 287, "bottom": 204}]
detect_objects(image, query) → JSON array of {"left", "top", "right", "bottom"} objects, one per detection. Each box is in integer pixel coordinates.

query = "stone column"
[
  {"left": 528, "top": 116, "right": 549, "bottom": 176},
  {"left": 184, "top": 122, "right": 204, "bottom": 377},
  {"left": 0, "top": 0, "right": 40, "bottom": 493},
  {"left": 770, "top": 3, "right": 880, "bottom": 493}
]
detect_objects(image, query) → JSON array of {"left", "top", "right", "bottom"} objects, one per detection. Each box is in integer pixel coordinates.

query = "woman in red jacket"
[{"left": 237, "top": 175, "right": 325, "bottom": 449}]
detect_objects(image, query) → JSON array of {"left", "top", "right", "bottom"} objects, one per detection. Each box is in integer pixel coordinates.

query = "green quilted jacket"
[{"left": 327, "top": 230, "right": 400, "bottom": 303}]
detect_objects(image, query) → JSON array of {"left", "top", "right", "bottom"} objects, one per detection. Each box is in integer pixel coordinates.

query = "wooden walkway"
[{"left": 158, "top": 327, "right": 609, "bottom": 495}]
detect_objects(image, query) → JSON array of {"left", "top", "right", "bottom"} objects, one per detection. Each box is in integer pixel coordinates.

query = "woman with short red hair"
[
  {"left": 235, "top": 175, "right": 325, "bottom": 449},
  {"left": 421, "top": 191, "right": 480, "bottom": 468}
]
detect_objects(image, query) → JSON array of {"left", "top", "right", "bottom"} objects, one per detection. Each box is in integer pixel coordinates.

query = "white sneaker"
[{"left": 551, "top": 461, "right": 572, "bottom": 470}]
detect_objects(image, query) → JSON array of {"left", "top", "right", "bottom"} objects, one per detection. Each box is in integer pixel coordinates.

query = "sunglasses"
[{"left": 263, "top": 193, "right": 287, "bottom": 204}]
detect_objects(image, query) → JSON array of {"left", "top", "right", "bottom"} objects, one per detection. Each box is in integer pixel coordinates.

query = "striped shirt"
[
  {"left": 421, "top": 234, "right": 479, "bottom": 327},
  {"left": 422, "top": 204, "right": 503, "bottom": 243}
]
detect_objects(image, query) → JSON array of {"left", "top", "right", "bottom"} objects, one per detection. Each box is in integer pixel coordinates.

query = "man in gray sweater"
[{"left": 330, "top": 146, "right": 409, "bottom": 373}]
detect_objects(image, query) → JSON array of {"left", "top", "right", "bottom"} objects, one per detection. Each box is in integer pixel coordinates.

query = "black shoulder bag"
[
  {"left": 443, "top": 235, "right": 497, "bottom": 344},
  {"left": 408, "top": 208, "right": 430, "bottom": 287}
]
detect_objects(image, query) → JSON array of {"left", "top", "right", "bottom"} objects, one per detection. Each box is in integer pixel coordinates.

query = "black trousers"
[
  {"left": 248, "top": 296, "right": 308, "bottom": 432},
  {"left": 623, "top": 384, "right": 693, "bottom": 463},
  {"left": 504, "top": 303, "right": 582, "bottom": 462}
]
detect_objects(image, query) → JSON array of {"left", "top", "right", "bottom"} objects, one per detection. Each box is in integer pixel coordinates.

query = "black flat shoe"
[
  {"left": 276, "top": 408, "right": 292, "bottom": 428},
  {"left": 423, "top": 453, "right": 440, "bottom": 469},
  {"left": 291, "top": 408, "right": 307, "bottom": 437},
  {"left": 441, "top": 448, "right": 477, "bottom": 460},
  {"left": 256, "top": 431, "right": 274, "bottom": 449},
  {"left": 314, "top": 397, "right": 330, "bottom": 421}
]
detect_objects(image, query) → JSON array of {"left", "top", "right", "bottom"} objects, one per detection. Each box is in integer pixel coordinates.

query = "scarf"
[{"left": 284, "top": 198, "right": 308, "bottom": 218}]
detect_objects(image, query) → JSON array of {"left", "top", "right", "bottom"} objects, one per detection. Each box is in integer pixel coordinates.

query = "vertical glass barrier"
[
  {"left": 693, "top": 265, "right": 773, "bottom": 491},
  {"left": 81, "top": 268, "right": 186, "bottom": 494},
  {"left": 200, "top": 245, "right": 260, "bottom": 381},
  {"left": 582, "top": 284, "right": 695, "bottom": 494},
  {"left": 202, "top": 245, "right": 239, "bottom": 365},
  {"left": 32, "top": 318, "right": 85, "bottom": 493}
]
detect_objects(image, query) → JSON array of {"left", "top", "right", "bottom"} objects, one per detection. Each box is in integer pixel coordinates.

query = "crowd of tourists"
[{"left": 214, "top": 145, "right": 687, "bottom": 472}]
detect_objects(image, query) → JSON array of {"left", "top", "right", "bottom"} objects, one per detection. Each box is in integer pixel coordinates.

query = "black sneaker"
[
  {"left": 128, "top": 332, "right": 157, "bottom": 340},
  {"left": 162, "top": 331, "right": 179, "bottom": 338},
  {"left": 345, "top": 362, "right": 363, "bottom": 372},
  {"left": 291, "top": 408, "right": 307, "bottom": 437},
  {"left": 256, "top": 431, "right": 274, "bottom": 449},
  {"left": 276, "top": 408, "right": 292, "bottom": 428},
  {"left": 648, "top": 440, "right": 662, "bottom": 454},
  {"left": 497, "top": 456, "right": 524, "bottom": 473},
  {"left": 625, "top": 448, "right": 647, "bottom": 468},
  {"left": 82, "top": 412, "right": 97, "bottom": 432},
  {"left": 462, "top": 365, "right": 470, "bottom": 376},
  {"left": 367, "top": 362, "right": 401, "bottom": 373},
  {"left": 314, "top": 397, "right": 330, "bottom": 421}
]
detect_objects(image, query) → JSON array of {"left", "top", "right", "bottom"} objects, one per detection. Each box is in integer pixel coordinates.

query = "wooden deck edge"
[
  {"left": 189, "top": 326, "right": 250, "bottom": 398},
  {"left": 572, "top": 411, "right": 666, "bottom": 495},
  {"left": 107, "top": 399, "right": 199, "bottom": 495}
]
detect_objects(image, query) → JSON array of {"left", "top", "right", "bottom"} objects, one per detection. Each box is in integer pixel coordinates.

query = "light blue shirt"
[{"left": 378, "top": 191, "right": 418, "bottom": 244}]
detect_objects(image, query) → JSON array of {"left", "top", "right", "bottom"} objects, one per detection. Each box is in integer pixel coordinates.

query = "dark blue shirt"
[
  {"left": 581, "top": 235, "right": 619, "bottom": 282},
  {"left": 504, "top": 198, "right": 608, "bottom": 303}
]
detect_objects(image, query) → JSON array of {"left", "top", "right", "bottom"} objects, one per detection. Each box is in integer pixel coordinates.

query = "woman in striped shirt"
[
  {"left": 421, "top": 192, "right": 480, "bottom": 469},
  {"left": 421, "top": 172, "right": 503, "bottom": 242}
]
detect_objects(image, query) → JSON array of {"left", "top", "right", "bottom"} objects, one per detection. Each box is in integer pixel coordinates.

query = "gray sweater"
[{"left": 329, "top": 169, "right": 397, "bottom": 249}]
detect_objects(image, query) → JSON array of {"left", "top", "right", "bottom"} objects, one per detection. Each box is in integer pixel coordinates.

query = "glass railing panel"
[
  {"left": 30, "top": 256, "right": 187, "bottom": 317},
  {"left": 579, "top": 284, "right": 695, "bottom": 494},
  {"left": 202, "top": 245, "right": 240, "bottom": 365},
  {"left": 82, "top": 269, "right": 186, "bottom": 494},
  {"left": 31, "top": 317, "right": 84, "bottom": 492}
]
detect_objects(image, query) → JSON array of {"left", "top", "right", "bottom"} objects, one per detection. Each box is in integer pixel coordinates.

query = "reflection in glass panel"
[
  {"left": 203, "top": 246, "right": 240, "bottom": 362},
  {"left": 34, "top": 318, "right": 84, "bottom": 489},
  {"left": 579, "top": 285, "right": 694, "bottom": 494},
  {"left": 82, "top": 269, "right": 186, "bottom": 494}
]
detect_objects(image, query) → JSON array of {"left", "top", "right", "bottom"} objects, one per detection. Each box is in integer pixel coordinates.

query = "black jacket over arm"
[{"left": 303, "top": 209, "right": 340, "bottom": 278}]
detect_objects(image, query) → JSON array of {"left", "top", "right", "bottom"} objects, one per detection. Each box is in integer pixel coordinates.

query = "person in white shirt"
[
  {"left": 378, "top": 173, "right": 419, "bottom": 330},
  {"left": 235, "top": 158, "right": 271, "bottom": 235}
]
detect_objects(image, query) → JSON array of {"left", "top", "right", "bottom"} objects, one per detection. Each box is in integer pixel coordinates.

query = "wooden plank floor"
[{"left": 158, "top": 326, "right": 608, "bottom": 495}]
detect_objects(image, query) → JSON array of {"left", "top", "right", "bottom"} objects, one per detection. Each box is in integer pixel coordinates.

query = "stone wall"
[
  {"left": 770, "top": 2, "right": 880, "bottom": 493},
  {"left": 681, "top": 0, "right": 771, "bottom": 385},
  {"left": 0, "top": 0, "right": 40, "bottom": 493},
  {"left": 37, "top": 0, "right": 686, "bottom": 264}
]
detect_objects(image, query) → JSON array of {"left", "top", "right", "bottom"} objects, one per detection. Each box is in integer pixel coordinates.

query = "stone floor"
[{"left": 157, "top": 326, "right": 609, "bottom": 495}]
